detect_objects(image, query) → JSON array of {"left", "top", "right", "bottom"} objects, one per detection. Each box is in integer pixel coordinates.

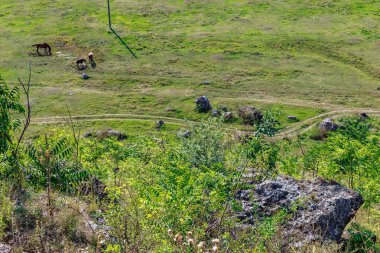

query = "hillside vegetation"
[
  {"left": 0, "top": 0, "right": 379, "bottom": 252},
  {"left": 1, "top": 0, "right": 380, "bottom": 127}
]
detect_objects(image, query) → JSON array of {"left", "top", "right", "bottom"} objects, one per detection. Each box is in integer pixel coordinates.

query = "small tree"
[
  {"left": 0, "top": 65, "right": 32, "bottom": 191},
  {"left": 255, "top": 110, "right": 280, "bottom": 137},
  {"left": 180, "top": 119, "right": 225, "bottom": 168}
]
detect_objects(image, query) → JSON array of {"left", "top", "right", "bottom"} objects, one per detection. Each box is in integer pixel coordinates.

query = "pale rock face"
[
  {"left": 0, "top": 244, "right": 10, "bottom": 253},
  {"left": 236, "top": 176, "right": 363, "bottom": 248}
]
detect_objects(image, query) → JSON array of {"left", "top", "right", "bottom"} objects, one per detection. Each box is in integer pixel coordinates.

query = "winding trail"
[
  {"left": 31, "top": 110, "right": 380, "bottom": 138},
  {"left": 277, "top": 110, "right": 380, "bottom": 138}
]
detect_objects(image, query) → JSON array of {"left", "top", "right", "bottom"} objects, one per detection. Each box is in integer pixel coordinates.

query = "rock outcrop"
[
  {"left": 83, "top": 129, "right": 127, "bottom": 140},
  {"left": 211, "top": 109, "right": 221, "bottom": 117},
  {"left": 195, "top": 96, "right": 212, "bottom": 113},
  {"left": 238, "top": 106, "right": 263, "bottom": 125},
  {"left": 156, "top": 120, "right": 165, "bottom": 129},
  {"left": 236, "top": 176, "right": 363, "bottom": 248},
  {"left": 0, "top": 244, "right": 10, "bottom": 253},
  {"left": 222, "top": 111, "right": 234, "bottom": 122},
  {"left": 319, "top": 118, "right": 339, "bottom": 133}
]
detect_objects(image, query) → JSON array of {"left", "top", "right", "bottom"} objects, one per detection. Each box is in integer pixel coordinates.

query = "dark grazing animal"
[
  {"left": 32, "top": 43, "right": 52, "bottom": 56},
  {"left": 76, "top": 58, "right": 87, "bottom": 70},
  {"left": 76, "top": 58, "right": 86, "bottom": 65}
]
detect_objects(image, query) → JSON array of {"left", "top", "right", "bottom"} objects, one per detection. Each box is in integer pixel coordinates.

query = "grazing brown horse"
[{"left": 32, "top": 43, "right": 52, "bottom": 56}]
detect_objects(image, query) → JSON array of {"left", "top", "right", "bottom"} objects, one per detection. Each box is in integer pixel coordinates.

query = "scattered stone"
[
  {"left": 178, "top": 130, "right": 191, "bottom": 138},
  {"left": 195, "top": 96, "right": 212, "bottom": 113},
  {"left": 287, "top": 115, "right": 298, "bottom": 121},
  {"left": 236, "top": 175, "right": 363, "bottom": 248},
  {"left": 235, "top": 131, "right": 253, "bottom": 143},
  {"left": 95, "top": 129, "right": 127, "bottom": 141},
  {"left": 183, "top": 130, "right": 191, "bottom": 138},
  {"left": 81, "top": 73, "right": 89, "bottom": 80},
  {"left": 83, "top": 132, "right": 93, "bottom": 138},
  {"left": 238, "top": 106, "right": 263, "bottom": 125},
  {"left": 222, "top": 111, "right": 234, "bottom": 122},
  {"left": 360, "top": 112, "right": 369, "bottom": 120},
  {"left": 156, "top": 120, "right": 165, "bottom": 129},
  {"left": 218, "top": 105, "right": 229, "bottom": 112},
  {"left": 166, "top": 107, "right": 177, "bottom": 112},
  {"left": 211, "top": 109, "right": 221, "bottom": 117},
  {"left": 319, "top": 118, "right": 339, "bottom": 133}
]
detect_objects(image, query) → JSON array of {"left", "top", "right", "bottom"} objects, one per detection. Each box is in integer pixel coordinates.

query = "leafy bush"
[
  {"left": 0, "top": 75, "right": 24, "bottom": 154},
  {"left": 256, "top": 110, "right": 281, "bottom": 137},
  {"left": 0, "top": 183, "right": 12, "bottom": 237},
  {"left": 179, "top": 119, "right": 225, "bottom": 168},
  {"left": 26, "top": 134, "right": 90, "bottom": 193},
  {"left": 346, "top": 223, "right": 379, "bottom": 253}
]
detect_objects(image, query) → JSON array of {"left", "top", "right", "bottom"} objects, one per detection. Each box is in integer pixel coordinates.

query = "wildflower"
[
  {"left": 211, "top": 238, "right": 220, "bottom": 244},
  {"left": 197, "top": 241, "right": 206, "bottom": 250},
  {"left": 174, "top": 233, "right": 183, "bottom": 243},
  {"left": 186, "top": 231, "right": 193, "bottom": 240},
  {"left": 187, "top": 238, "right": 195, "bottom": 246}
]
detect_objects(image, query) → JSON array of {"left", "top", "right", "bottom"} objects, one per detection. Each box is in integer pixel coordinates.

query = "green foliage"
[
  {"left": 256, "top": 110, "right": 281, "bottom": 137},
  {"left": 337, "top": 117, "right": 371, "bottom": 142},
  {"left": 324, "top": 134, "right": 364, "bottom": 188},
  {"left": 346, "top": 223, "right": 379, "bottom": 253},
  {"left": 104, "top": 183, "right": 152, "bottom": 252},
  {"left": 281, "top": 117, "right": 380, "bottom": 213},
  {"left": 180, "top": 119, "right": 225, "bottom": 168},
  {"left": 0, "top": 75, "right": 24, "bottom": 154},
  {"left": 309, "top": 125, "right": 325, "bottom": 141},
  {"left": 26, "top": 134, "right": 89, "bottom": 192},
  {"left": 244, "top": 136, "right": 280, "bottom": 181},
  {"left": 0, "top": 183, "right": 12, "bottom": 237}
]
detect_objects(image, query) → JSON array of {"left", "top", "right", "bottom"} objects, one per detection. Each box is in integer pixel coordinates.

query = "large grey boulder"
[
  {"left": 0, "top": 244, "right": 10, "bottom": 253},
  {"left": 195, "top": 96, "right": 212, "bottom": 113},
  {"left": 236, "top": 176, "right": 363, "bottom": 247},
  {"left": 95, "top": 129, "right": 127, "bottom": 141},
  {"left": 238, "top": 106, "right": 263, "bottom": 125},
  {"left": 319, "top": 118, "right": 339, "bottom": 133},
  {"left": 211, "top": 109, "right": 221, "bottom": 117}
]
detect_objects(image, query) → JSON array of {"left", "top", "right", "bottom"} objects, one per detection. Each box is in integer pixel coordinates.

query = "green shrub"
[
  {"left": 180, "top": 119, "right": 225, "bottom": 168},
  {"left": 346, "top": 223, "right": 379, "bottom": 253},
  {"left": 0, "top": 183, "right": 12, "bottom": 237}
]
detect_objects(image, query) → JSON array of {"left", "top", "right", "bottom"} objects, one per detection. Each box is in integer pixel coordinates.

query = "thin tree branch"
[
  {"left": 64, "top": 105, "right": 81, "bottom": 160},
  {"left": 15, "top": 62, "right": 32, "bottom": 156}
]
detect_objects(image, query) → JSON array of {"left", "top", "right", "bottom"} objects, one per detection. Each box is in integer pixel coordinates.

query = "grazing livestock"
[
  {"left": 88, "top": 52, "right": 94, "bottom": 62},
  {"left": 32, "top": 43, "right": 52, "bottom": 56},
  {"left": 76, "top": 58, "right": 87, "bottom": 70}
]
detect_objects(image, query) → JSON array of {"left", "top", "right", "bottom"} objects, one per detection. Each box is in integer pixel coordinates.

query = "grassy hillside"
[
  {"left": 0, "top": 0, "right": 379, "bottom": 135},
  {"left": 1, "top": 1, "right": 380, "bottom": 251}
]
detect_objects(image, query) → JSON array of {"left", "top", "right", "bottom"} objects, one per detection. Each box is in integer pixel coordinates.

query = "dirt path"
[
  {"left": 276, "top": 110, "right": 380, "bottom": 138},
  {"left": 31, "top": 110, "right": 380, "bottom": 138}
]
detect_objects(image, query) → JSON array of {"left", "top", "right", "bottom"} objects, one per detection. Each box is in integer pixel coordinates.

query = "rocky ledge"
[{"left": 236, "top": 175, "right": 363, "bottom": 247}]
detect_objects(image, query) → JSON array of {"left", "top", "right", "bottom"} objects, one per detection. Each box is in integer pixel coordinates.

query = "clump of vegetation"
[
  {"left": 346, "top": 223, "right": 379, "bottom": 253},
  {"left": 0, "top": 55, "right": 379, "bottom": 252}
]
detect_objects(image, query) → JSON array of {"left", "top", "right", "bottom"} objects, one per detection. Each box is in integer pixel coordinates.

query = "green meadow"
[{"left": 0, "top": 0, "right": 379, "bottom": 135}]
